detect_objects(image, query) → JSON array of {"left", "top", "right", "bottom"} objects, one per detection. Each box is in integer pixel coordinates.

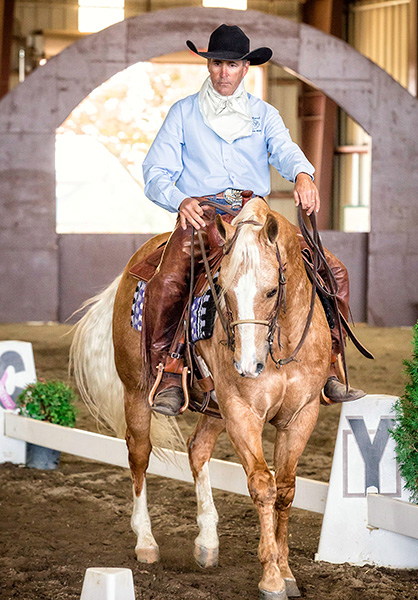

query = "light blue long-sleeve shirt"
[{"left": 142, "top": 92, "right": 315, "bottom": 213}]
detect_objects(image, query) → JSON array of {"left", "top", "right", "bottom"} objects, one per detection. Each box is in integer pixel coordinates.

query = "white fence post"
[
  {"left": 0, "top": 341, "right": 36, "bottom": 464},
  {"left": 316, "top": 394, "right": 418, "bottom": 568}
]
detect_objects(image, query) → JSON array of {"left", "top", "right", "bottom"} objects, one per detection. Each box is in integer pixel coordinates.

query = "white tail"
[{"left": 69, "top": 276, "right": 185, "bottom": 451}]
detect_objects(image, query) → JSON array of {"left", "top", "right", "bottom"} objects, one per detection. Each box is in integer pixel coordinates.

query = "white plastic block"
[{"left": 80, "top": 568, "right": 136, "bottom": 600}]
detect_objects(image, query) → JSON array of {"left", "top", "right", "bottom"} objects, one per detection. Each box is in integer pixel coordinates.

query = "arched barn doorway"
[{"left": 0, "top": 7, "right": 417, "bottom": 325}]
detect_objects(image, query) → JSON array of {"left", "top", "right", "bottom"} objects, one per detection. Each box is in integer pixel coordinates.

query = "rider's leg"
[
  {"left": 142, "top": 207, "right": 214, "bottom": 417},
  {"left": 296, "top": 232, "right": 365, "bottom": 404},
  {"left": 320, "top": 249, "right": 365, "bottom": 404}
]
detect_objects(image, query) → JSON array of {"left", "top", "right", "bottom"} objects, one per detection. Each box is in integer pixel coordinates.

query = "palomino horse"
[{"left": 71, "top": 197, "right": 331, "bottom": 599}]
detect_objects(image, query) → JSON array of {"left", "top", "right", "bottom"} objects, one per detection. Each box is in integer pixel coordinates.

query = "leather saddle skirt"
[{"left": 129, "top": 238, "right": 223, "bottom": 297}]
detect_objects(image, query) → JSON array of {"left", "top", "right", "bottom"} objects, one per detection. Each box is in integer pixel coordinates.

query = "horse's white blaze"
[
  {"left": 234, "top": 269, "right": 258, "bottom": 376},
  {"left": 131, "top": 481, "right": 158, "bottom": 550},
  {"left": 195, "top": 463, "right": 219, "bottom": 550}
]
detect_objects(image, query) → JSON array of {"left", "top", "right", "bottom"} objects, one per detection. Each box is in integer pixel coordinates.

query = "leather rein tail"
[{"left": 297, "top": 205, "right": 350, "bottom": 390}]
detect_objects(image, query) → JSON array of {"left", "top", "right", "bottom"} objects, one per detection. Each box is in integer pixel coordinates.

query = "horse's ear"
[
  {"left": 215, "top": 214, "right": 235, "bottom": 244},
  {"left": 260, "top": 213, "right": 278, "bottom": 245}
]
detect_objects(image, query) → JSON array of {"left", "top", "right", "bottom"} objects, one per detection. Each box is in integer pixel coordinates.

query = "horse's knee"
[
  {"left": 188, "top": 417, "right": 225, "bottom": 479},
  {"left": 126, "top": 429, "right": 152, "bottom": 476},
  {"left": 187, "top": 432, "right": 203, "bottom": 477},
  {"left": 248, "top": 469, "right": 276, "bottom": 506},
  {"left": 275, "top": 481, "right": 295, "bottom": 511}
]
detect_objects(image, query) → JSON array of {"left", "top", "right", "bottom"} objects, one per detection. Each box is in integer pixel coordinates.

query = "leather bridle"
[
  {"left": 187, "top": 201, "right": 349, "bottom": 383},
  {"left": 184, "top": 199, "right": 374, "bottom": 397}
]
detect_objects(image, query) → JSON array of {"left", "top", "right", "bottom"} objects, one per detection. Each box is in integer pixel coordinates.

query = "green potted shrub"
[
  {"left": 391, "top": 321, "right": 418, "bottom": 503},
  {"left": 16, "top": 379, "right": 77, "bottom": 470}
]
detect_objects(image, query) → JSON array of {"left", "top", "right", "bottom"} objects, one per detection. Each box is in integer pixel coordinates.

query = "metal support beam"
[
  {"left": 409, "top": 0, "right": 417, "bottom": 95},
  {"left": 301, "top": 0, "right": 343, "bottom": 230},
  {"left": 0, "top": 0, "right": 14, "bottom": 99}
]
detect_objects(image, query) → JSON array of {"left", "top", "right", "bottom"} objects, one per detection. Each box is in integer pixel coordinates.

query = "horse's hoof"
[
  {"left": 284, "top": 578, "right": 301, "bottom": 598},
  {"left": 259, "top": 587, "right": 288, "bottom": 600},
  {"left": 135, "top": 546, "right": 160, "bottom": 563},
  {"left": 193, "top": 544, "right": 219, "bottom": 568}
]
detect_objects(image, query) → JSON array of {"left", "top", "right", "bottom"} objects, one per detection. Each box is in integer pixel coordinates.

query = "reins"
[
  {"left": 186, "top": 201, "right": 348, "bottom": 384},
  {"left": 267, "top": 207, "right": 321, "bottom": 368},
  {"left": 296, "top": 206, "right": 349, "bottom": 389},
  {"left": 195, "top": 227, "right": 233, "bottom": 348}
]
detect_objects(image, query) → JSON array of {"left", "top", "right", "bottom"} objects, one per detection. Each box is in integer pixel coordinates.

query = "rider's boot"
[
  {"left": 320, "top": 250, "right": 366, "bottom": 405},
  {"left": 142, "top": 206, "right": 213, "bottom": 417},
  {"left": 321, "top": 354, "right": 366, "bottom": 405}
]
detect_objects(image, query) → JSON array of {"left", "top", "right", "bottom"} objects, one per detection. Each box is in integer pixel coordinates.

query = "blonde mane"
[{"left": 220, "top": 199, "right": 269, "bottom": 292}]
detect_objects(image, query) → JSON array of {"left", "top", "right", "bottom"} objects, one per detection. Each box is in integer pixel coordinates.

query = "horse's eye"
[{"left": 266, "top": 288, "right": 277, "bottom": 298}]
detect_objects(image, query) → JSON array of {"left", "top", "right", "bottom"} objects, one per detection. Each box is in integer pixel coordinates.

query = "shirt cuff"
[
  {"left": 295, "top": 169, "right": 315, "bottom": 182},
  {"left": 166, "top": 187, "right": 189, "bottom": 212}
]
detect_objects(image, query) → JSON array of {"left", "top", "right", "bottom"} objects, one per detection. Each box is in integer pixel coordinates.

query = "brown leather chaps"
[
  {"left": 142, "top": 207, "right": 350, "bottom": 381},
  {"left": 142, "top": 205, "right": 216, "bottom": 380}
]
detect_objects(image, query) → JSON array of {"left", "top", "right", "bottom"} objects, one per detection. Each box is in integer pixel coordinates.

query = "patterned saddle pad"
[{"left": 131, "top": 275, "right": 219, "bottom": 343}]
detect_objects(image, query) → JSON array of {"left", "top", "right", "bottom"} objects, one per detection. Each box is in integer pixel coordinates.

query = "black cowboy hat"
[{"left": 186, "top": 24, "right": 272, "bottom": 66}]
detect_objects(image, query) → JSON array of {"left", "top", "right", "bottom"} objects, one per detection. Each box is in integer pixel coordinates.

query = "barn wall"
[
  {"left": 348, "top": 0, "right": 414, "bottom": 93},
  {"left": 321, "top": 231, "right": 368, "bottom": 323},
  {"left": 58, "top": 231, "right": 368, "bottom": 323},
  {"left": 58, "top": 233, "right": 151, "bottom": 322},
  {"left": 1, "top": 8, "right": 417, "bottom": 325},
  {"left": 336, "top": 0, "right": 416, "bottom": 233}
]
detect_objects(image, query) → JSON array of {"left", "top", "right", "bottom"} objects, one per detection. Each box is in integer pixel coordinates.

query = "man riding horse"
[{"left": 141, "top": 24, "right": 365, "bottom": 417}]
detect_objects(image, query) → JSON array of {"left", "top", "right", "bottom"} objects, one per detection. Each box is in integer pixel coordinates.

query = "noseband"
[{"left": 229, "top": 319, "right": 270, "bottom": 328}]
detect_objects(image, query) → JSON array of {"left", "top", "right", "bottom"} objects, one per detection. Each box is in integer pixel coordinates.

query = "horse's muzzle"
[{"left": 234, "top": 359, "right": 265, "bottom": 378}]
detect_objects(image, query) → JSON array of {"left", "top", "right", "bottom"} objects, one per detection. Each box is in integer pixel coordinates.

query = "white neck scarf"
[{"left": 198, "top": 77, "right": 252, "bottom": 144}]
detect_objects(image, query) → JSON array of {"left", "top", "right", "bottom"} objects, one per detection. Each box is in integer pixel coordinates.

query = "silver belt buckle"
[{"left": 223, "top": 188, "right": 242, "bottom": 210}]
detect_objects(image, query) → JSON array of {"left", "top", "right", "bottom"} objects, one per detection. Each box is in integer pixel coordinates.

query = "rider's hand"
[
  {"left": 179, "top": 197, "right": 206, "bottom": 230},
  {"left": 293, "top": 173, "right": 320, "bottom": 216}
]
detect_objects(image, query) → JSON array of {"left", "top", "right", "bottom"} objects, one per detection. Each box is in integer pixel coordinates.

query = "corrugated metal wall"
[
  {"left": 15, "top": 1, "right": 78, "bottom": 33},
  {"left": 349, "top": 0, "right": 412, "bottom": 90},
  {"left": 336, "top": 0, "right": 416, "bottom": 231},
  {"left": 14, "top": 0, "right": 302, "bottom": 35}
]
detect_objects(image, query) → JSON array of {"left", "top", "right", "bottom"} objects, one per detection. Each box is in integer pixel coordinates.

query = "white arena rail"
[
  {"left": 2, "top": 344, "right": 418, "bottom": 568},
  {"left": 367, "top": 493, "right": 418, "bottom": 540},
  {"left": 4, "top": 410, "right": 418, "bottom": 546},
  {"left": 4, "top": 412, "right": 328, "bottom": 514}
]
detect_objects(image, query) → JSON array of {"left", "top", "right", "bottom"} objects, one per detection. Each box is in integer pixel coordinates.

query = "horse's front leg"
[
  {"left": 125, "top": 390, "right": 159, "bottom": 563},
  {"left": 188, "top": 414, "right": 225, "bottom": 568},
  {"left": 273, "top": 399, "right": 319, "bottom": 598},
  {"left": 224, "top": 405, "right": 286, "bottom": 599}
]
